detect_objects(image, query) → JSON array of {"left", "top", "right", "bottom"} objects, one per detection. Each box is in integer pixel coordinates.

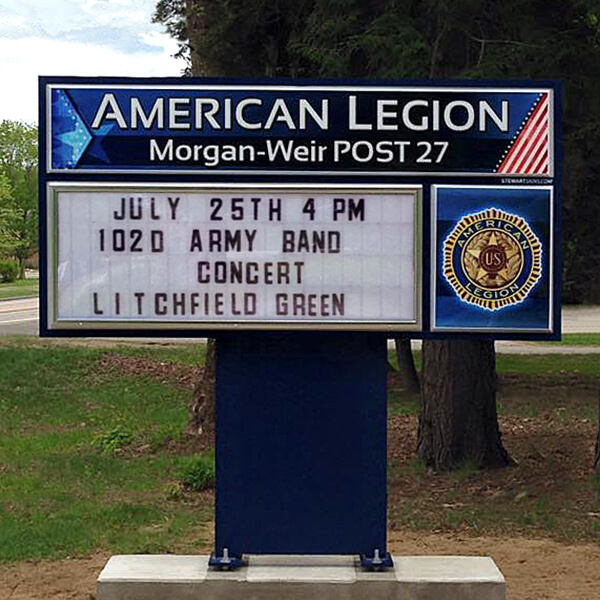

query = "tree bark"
[
  {"left": 186, "top": 0, "right": 211, "bottom": 76},
  {"left": 594, "top": 389, "right": 600, "bottom": 475},
  {"left": 418, "top": 339, "right": 513, "bottom": 470},
  {"left": 394, "top": 338, "right": 420, "bottom": 395},
  {"left": 184, "top": 0, "right": 218, "bottom": 437},
  {"left": 189, "top": 338, "right": 216, "bottom": 436}
]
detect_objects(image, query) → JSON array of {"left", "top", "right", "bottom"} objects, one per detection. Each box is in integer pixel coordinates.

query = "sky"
[{"left": 0, "top": 0, "right": 183, "bottom": 124}]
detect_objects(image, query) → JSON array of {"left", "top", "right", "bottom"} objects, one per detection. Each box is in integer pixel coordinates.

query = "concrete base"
[{"left": 98, "top": 554, "right": 505, "bottom": 600}]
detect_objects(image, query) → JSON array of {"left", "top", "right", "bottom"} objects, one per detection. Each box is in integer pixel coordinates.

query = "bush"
[
  {"left": 177, "top": 451, "right": 215, "bottom": 491},
  {"left": 93, "top": 425, "right": 133, "bottom": 455},
  {"left": 0, "top": 258, "right": 19, "bottom": 283}
]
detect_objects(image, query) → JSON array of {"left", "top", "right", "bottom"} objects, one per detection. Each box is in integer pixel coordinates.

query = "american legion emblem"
[{"left": 443, "top": 208, "right": 542, "bottom": 311}]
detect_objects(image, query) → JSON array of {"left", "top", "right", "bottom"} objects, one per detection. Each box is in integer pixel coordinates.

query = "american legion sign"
[
  {"left": 40, "top": 77, "right": 559, "bottom": 568},
  {"left": 40, "top": 78, "right": 559, "bottom": 339}
]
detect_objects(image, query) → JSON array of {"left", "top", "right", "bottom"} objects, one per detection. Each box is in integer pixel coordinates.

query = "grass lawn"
[
  {"left": 496, "top": 352, "right": 600, "bottom": 375},
  {"left": 558, "top": 333, "right": 600, "bottom": 346},
  {"left": 390, "top": 347, "right": 600, "bottom": 376},
  {"left": 1, "top": 338, "right": 599, "bottom": 564},
  {"left": 0, "top": 278, "right": 39, "bottom": 300},
  {"left": 0, "top": 342, "right": 208, "bottom": 562}
]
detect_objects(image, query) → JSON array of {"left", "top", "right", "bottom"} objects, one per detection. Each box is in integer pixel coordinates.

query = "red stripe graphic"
[
  {"left": 496, "top": 94, "right": 550, "bottom": 175},
  {"left": 503, "top": 102, "right": 548, "bottom": 172}
]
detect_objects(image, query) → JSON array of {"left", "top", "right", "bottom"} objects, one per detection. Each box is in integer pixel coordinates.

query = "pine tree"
[{"left": 154, "top": 0, "right": 600, "bottom": 468}]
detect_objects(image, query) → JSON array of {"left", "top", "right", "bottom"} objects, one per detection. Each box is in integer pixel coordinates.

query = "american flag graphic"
[{"left": 496, "top": 93, "right": 550, "bottom": 175}]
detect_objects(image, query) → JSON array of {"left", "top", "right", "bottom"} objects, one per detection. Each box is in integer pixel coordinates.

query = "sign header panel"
[
  {"left": 47, "top": 183, "right": 421, "bottom": 332},
  {"left": 46, "top": 82, "right": 554, "bottom": 177}
]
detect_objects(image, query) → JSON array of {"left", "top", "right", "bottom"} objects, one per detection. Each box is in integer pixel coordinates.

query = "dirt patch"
[
  {"left": 388, "top": 409, "right": 599, "bottom": 540},
  {"left": 389, "top": 533, "right": 600, "bottom": 600},
  {"left": 97, "top": 353, "right": 201, "bottom": 390},
  {"left": 388, "top": 369, "right": 600, "bottom": 395},
  {"left": 499, "top": 371, "right": 600, "bottom": 392},
  {"left": 0, "top": 553, "right": 107, "bottom": 600}
]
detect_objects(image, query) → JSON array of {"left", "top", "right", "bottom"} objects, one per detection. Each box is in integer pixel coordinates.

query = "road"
[
  {"left": 0, "top": 298, "right": 38, "bottom": 336},
  {"left": 1, "top": 298, "right": 600, "bottom": 352}
]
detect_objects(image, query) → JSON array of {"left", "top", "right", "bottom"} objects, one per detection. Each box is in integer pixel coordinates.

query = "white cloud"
[{"left": 0, "top": 0, "right": 184, "bottom": 123}]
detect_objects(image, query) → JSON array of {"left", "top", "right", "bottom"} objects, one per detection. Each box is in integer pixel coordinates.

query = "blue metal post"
[{"left": 210, "top": 332, "right": 391, "bottom": 567}]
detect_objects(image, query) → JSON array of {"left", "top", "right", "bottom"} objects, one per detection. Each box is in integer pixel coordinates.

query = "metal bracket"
[
  {"left": 360, "top": 549, "right": 394, "bottom": 570},
  {"left": 208, "top": 547, "right": 244, "bottom": 570}
]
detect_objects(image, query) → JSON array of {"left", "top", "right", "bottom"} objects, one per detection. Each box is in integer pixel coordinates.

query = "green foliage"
[
  {"left": 93, "top": 425, "right": 133, "bottom": 454},
  {"left": 0, "top": 277, "right": 38, "bottom": 300},
  {"left": 388, "top": 390, "right": 421, "bottom": 416},
  {"left": 155, "top": 0, "right": 600, "bottom": 301},
  {"left": 0, "top": 173, "right": 17, "bottom": 256},
  {"left": 153, "top": 0, "right": 191, "bottom": 72},
  {"left": 496, "top": 352, "right": 600, "bottom": 376},
  {"left": 0, "top": 120, "right": 38, "bottom": 275},
  {"left": 177, "top": 451, "right": 215, "bottom": 491},
  {"left": 0, "top": 257, "right": 20, "bottom": 282},
  {"left": 559, "top": 333, "right": 600, "bottom": 346}
]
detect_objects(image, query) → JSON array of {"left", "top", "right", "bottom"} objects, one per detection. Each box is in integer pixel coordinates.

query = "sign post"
[{"left": 40, "top": 77, "right": 560, "bottom": 568}]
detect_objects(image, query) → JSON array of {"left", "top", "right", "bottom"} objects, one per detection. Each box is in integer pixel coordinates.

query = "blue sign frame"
[{"left": 39, "top": 76, "right": 561, "bottom": 340}]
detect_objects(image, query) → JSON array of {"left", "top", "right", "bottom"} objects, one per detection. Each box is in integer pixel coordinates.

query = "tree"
[
  {"left": 595, "top": 389, "right": 600, "bottom": 475},
  {"left": 154, "top": 0, "right": 600, "bottom": 468},
  {"left": 292, "top": 0, "right": 600, "bottom": 469},
  {"left": 395, "top": 339, "right": 420, "bottom": 396},
  {"left": 0, "top": 173, "right": 17, "bottom": 256},
  {"left": 0, "top": 121, "right": 38, "bottom": 277},
  {"left": 418, "top": 340, "right": 512, "bottom": 469},
  {"left": 153, "top": 0, "right": 192, "bottom": 74}
]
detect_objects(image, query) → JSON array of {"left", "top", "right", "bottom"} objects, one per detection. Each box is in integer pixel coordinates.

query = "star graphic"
[
  {"left": 467, "top": 232, "right": 521, "bottom": 285},
  {"left": 85, "top": 123, "right": 115, "bottom": 164},
  {"left": 52, "top": 89, "right": 93, "bottom": 168}
]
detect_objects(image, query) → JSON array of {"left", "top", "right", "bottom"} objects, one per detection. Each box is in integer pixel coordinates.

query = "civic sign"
[{"left": 39, "top": 77, "right": 560, "bottom": 338}]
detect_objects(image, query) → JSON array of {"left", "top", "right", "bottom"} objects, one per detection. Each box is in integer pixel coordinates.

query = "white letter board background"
[{"left": 55, "top": 190, "right": 416, "bottom": 324}]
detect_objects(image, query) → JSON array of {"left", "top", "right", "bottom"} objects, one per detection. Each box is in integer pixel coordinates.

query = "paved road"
[
  {"left": 561, "top": 305, "right": 600, "bottom": 334},
  {"left": 1, "top": 298, "right": 600, "bottom": 352},
  {"left": 0, "top": 298, "right": 38, "bottom": 336}
]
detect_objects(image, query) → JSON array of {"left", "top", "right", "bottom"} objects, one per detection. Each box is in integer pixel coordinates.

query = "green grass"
[
  {"left": 2, "top": 339, "right": 599, "bottom": 563},
  {"left": 177, "top": 451, "right": 216, "bottom": 491},
  {"left": 110, "top": 343, "right": 205, "bottom": 367},
  {"left": 0, "top": 343, "right": 210, "bottom": 563},
  {"left": 496, "top": 353, "right": 600, "bottom": 375},
  {"left": 558, "top": 333, "right": 600, "bottom": 346},
  {"left": 390, "top": 348, "right": 600, "bottom": 376},
  {"left": 0, "top": 278, "right": 38, "bottom": 300},
  {"left": 388, "top": 390, "right": 420, "bottom": 417}
]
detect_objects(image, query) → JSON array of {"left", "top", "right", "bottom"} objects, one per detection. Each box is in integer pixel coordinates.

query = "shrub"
[
  {"left": 0, "top": 257, "right": 19, "bottom": 283},
  {"left": 93, "top": 425, "right": 133, "bottom": 454},
  {"left": 177, "top": 451, "right": 215, "bottom": 491}
]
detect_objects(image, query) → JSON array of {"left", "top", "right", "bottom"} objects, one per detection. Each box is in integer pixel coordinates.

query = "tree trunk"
[
  {"left": 184, "top": 0, "right": 218, "bottom": 437},
  {"left": 189, "top": 338, "right": 216, "bottom": 436},
  {"left": 594, "top": 389, "right": 600, "bottom": 475},
  {"left": 186, "top": 0, "right": 211, "bottom": 76},
  {"left": 394, "top": 338, "right": 420, "bottom": 395},
  {"left": 418, "top": 339, "right": 513, "bottom": 470}
]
